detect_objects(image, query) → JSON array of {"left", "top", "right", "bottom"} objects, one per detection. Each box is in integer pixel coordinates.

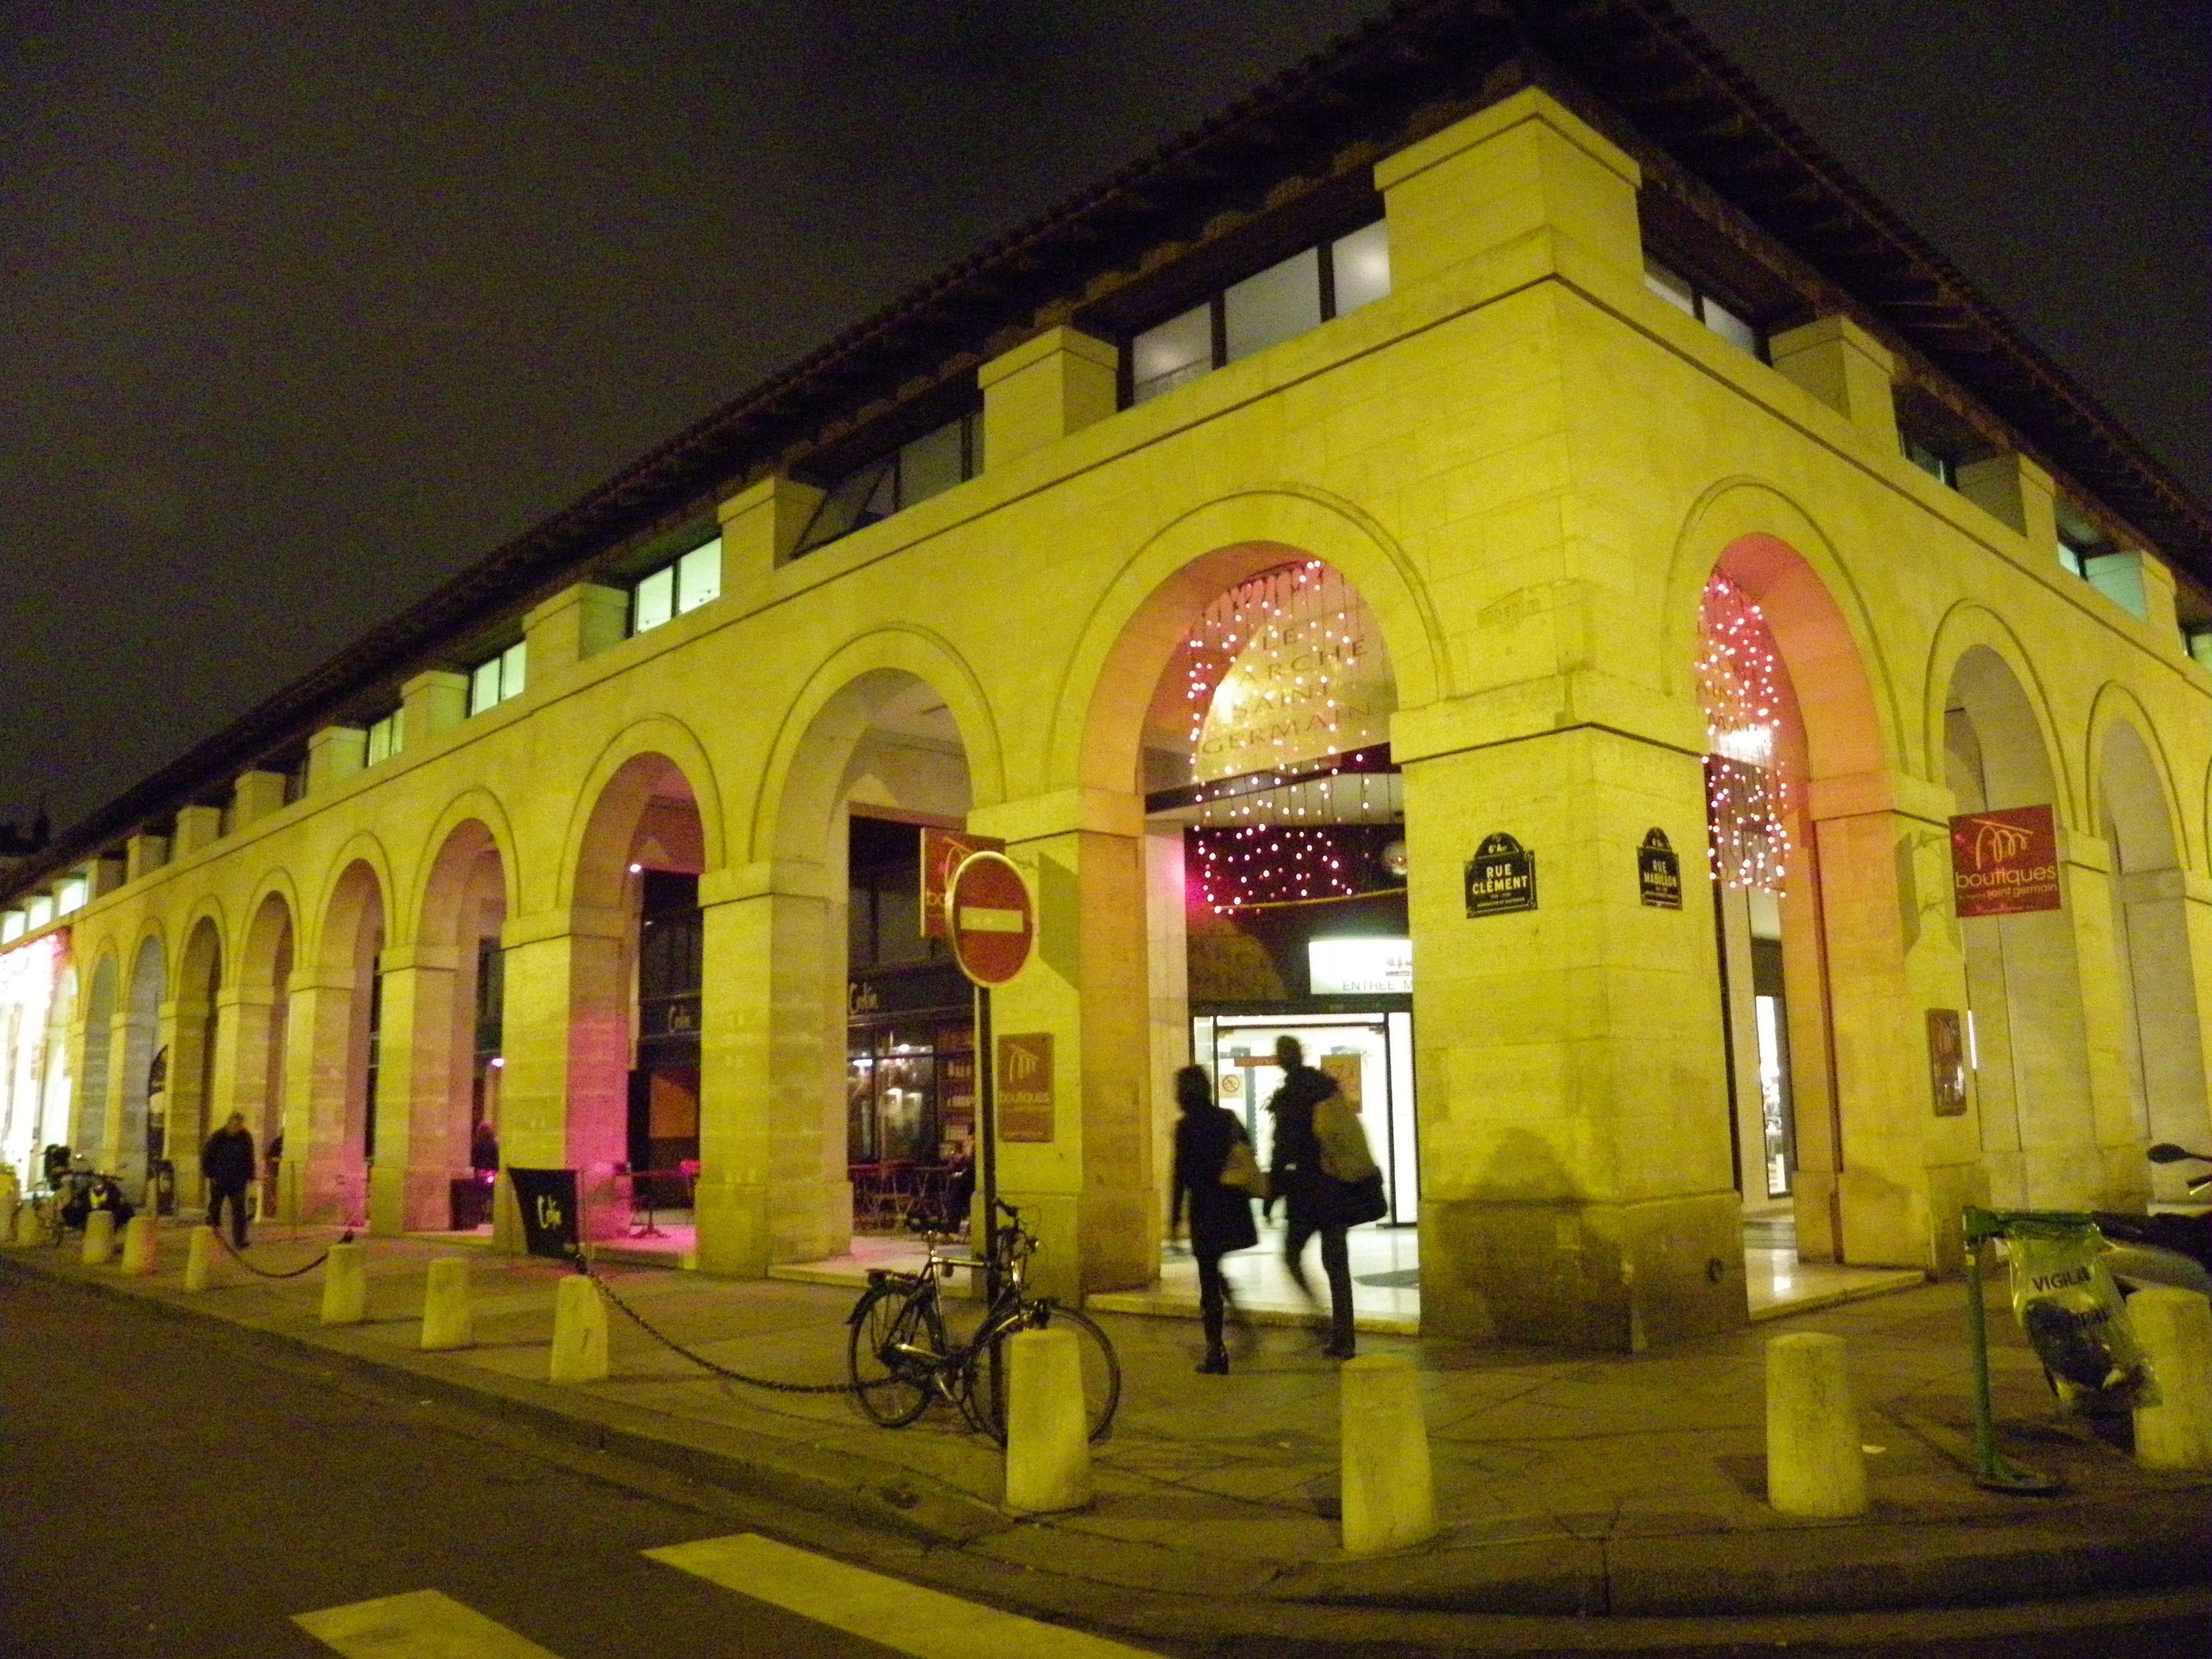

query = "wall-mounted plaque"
[
  {"left": 1949, "top": 805, "right": 2061, "bottom": 917},
  {"left": 1464, "top": 833, "right": 1536, "bottom": 917},
  {"left": 1638, "top": 828, "right": 1683, "bottom": 910},
  {"left": 997, "top": 1031, "right": 1055, "bottom": 1142},
  {"left": 1927, "top": 1009, "right": 1969, "bottom": 1117}
]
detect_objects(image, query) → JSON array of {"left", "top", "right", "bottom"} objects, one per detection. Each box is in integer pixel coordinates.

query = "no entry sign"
[{"left": 946, "top": 851, "right": 1035, "bottom": 987}]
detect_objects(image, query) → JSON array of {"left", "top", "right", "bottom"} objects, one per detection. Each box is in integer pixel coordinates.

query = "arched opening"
[
  {"left": 307, "top": 861, "right": 384, "bottom": 1223},
  {"left": 1, "top": 937, "right": 71, "bottom": 1183},
  {"left": 1943, "top": 645, "right": 2096, "bottom": 1208},
  {"left": 238, "top": 893, "right": 295, "bottom": 1203},
  {"left": 119, "top": 934, "right": 166, "bottom": 1190},
  {"left": 168, "top": 918, "right": 223, "bottom": 1213},
  {"left": 75, "top": 952, "right": 118, "bottom": 1165},
  {"left": 406, "top": 820, "right": 509, "bottom": 1233},
  {"left": 571, "top": 754, "right": 707, "bottom": 1243},
  {"left": 2096, "top": 719, "right": 2208, "bottom": 1202}
]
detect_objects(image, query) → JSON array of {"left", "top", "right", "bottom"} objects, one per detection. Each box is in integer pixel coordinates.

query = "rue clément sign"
[
  {"left": 1465, "top": 832, "right": 1536, "bottom": 917},
  {"left": 1949, "top": 805, "right": 2062, "bottom": 918}
]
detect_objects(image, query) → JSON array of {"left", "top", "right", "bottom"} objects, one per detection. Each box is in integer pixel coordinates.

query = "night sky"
[{"left": 3, "top": 1, "right": 2205, "bottom": 839}]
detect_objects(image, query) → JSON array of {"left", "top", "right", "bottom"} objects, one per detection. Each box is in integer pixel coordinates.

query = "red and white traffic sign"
[{"left": 945, "top": 851, "right": 1035, "bottom": 987}]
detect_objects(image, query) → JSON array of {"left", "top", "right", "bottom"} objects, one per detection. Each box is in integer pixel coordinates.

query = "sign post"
[{"left": 945, "top": 850, "right": 1036, "bottom": 1295}]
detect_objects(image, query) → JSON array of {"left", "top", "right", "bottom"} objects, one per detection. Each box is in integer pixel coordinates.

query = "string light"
[
  {"left": 1188, "top": 824, "right": 1373, "bottom": 912},
  {"left": 1185, "top": 561, "right": 1363, "bottom": 779},
  {"left": 1697, "top": 574, "right": 1793, "bottom": 892}
]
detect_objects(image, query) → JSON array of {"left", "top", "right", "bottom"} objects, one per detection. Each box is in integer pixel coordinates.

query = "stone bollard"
[
  {"left": 119, "top": 1214, "right": 159, "bottom": 1275},
  {"left": 2131, "top": 1287, "right": 2212, "bottom": 1472},
  {"left": 1340, "top": 1352, "right": 1438, "bottom": 1556},
  {"left": 321, "top": 1240, "right": 368, "bottom": 1325},
  {"left": 80, "top": 1208, "right": 117, "bottom": 1266},
  {"left": 420, "top": 1256, "right": 473, "bottom": 1351},
  {"left": 9, "top": 1201, "right": 40, "bottom": 1247},
  {"left": 549, "top": 1273, "right": 609, "bottom": 1384},
  {"left": 1003, "top": 1326, "right": 1092, "bottom": 1514},
  {"left": 1766, "top": 1332, "right": 1869, "bottom": 1517},
  {"left": 184, "top": 1225, "right": 215, "bottom": 1292}
]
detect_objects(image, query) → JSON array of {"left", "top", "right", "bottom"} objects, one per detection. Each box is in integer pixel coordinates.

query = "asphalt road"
[{"left": 0, "top": 1269, "right": 934, "bottom": 1659}]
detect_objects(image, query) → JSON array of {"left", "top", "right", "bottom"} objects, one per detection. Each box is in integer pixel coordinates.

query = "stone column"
[
  {"left": 2064, "top": 831, "right": 2157, "bottom": 1209},
  {"left": 967, "top": 789, "right": 1154, "bottom": 1303},
  {"left": 276, "top": 968, "right": 361, "bottom": 1224},
  {"left": 692, "top": 859, "right": 841, "bottom": 1276},
  {"left": 208, "top": 983, "right": 278, "bottom": 1164},
  {"left": 160, "top": 992, "right": 216, "bottom": 1211},
  {"left": 366, "top": 943, "right": 465, "bottom": 1234},
  {"left": 497, "top": 907, "right": 631, "bottom": 1246},
  {"left": 1397, "top": 702, "right": 1739, "bottom": 1351}
]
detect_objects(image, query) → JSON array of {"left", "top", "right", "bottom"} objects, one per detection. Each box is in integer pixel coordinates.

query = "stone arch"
[
  {"left": 235, "top": 886, "right": 297, "bottom": 1162},
  {"left": 116, "top": 930, "right": 168, "bottom": 1186},
  {"left": 1923, "top": 605, "right": 2073, "bottom": 827},
  {"left": 309, "top": 836, "right": 398, "bottom": 972},
  {"left": 2088, "top": 686, "right": 2185, "bottom": 871},
  {"left": 294, "top": 855, "right": 388, "bottom": 1222},
  {"left": 74, "top": 946, "right": 119, "bottom": 1161},
  {"left": 409, "top": 789, "right": 521, "bottom": 943},
  {"left": 169, "top": 911, "right": 226, "bottom": 1202},
  {"left": 1052, "top": 488, "right": 1447, "bottom": 799},
  {"left": 559, "top": 717, "right": 726, "bottom": 914}
]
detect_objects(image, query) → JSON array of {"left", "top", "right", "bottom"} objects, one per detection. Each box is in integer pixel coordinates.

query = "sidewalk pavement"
[{"left": 8, "top": 1222, "right": 2210, "bottom": 1655}]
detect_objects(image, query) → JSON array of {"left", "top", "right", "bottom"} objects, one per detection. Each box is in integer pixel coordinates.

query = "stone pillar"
[
  {"left": 1395, "top": 696, "right": 1739, "bottom": 1350},
  {"left": 498, "top": 907, "right": 631, "bottom": 1246},
  {"left": 208, "top": 984, "right": 277, "bottom": 1182},
  {"left": 161, "top": 990, "right": 217, "bottom": 1211},
  {"left": 173, "top": 805, "right": 222, "bottom": 858},
  {"left": 2062, "top": 830, "right": 2156, "bottom": 1209},
  {"left": 1769, "top": 316, "right": 1898, "bottom": 450},
  {"left": 366, "top": 943, "right": 465, "bottom": 1234},
  {"left": 306, "top": 726, "right": 367, "bottom": 796},
  {"left": 695, "top": 860, "right": 841, "bottom": 1276},
  {"left": 1375, "top": 86, "right": 1642, "bottom": 291},
  {"left": 231, "top": 770, "right": 289, "bottom": 828},
  {"left": 718, "top": 475, "right": 826, "bottom": 592},
  {"left": 523, "top": 583, "right": 629, "bottom": 682},
  {"left": 401, "top": 670, "right": 471, "bottom": 748},
  {"left": 124, "top": 833, "right": 169, "bottom": 884},
  {"left": 967, "top": 790, "right": 1155, "bottom": 1302},
  {"left": 2161, "top": 877, "right": 2212, "bottom": 1204},
  {"left": 979, "top": 327, "right": 1117, "bottom": 471},
  {"left": 1957, "top": 452, "right": 2056, "bottom": 549},
  {"left": 86, "top": 855, "right": 127, "bottom": 900},
  {"left": 277, "top": 968, "right": 361, "bottom": 1224}
]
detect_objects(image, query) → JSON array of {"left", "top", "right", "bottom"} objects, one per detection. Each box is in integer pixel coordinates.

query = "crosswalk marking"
[
  {"left": 293, "top": 1588, "right": 564, "bottom": 1658},
  {"left": 646, "top": 1532, "right": 1162, "bottom": 1659}
]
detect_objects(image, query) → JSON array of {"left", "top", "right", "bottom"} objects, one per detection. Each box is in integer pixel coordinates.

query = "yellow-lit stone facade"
[{"left": 7, "top": 88, "right": 2208, "bottom": 1350}]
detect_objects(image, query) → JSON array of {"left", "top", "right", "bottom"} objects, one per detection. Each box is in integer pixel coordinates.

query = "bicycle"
[{"left": 846, "top": 1199, "right": 1120, "bottom": 1444}]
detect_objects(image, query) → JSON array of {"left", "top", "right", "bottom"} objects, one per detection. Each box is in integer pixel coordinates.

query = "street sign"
[
  {"left": 920, "top": 827, "right": 1004, "bottom": 937},
  {"left": 1949, "top": 805, "right": 2060, "bottom": 917},
  {"left": 946, "top": 851, "right": 1035, "bottom": 987}
]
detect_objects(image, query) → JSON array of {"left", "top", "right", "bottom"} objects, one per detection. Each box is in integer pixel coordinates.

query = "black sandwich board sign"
[
  {"left": 1465, "top": 832, "right": 1536, "bottom": 917},
  {"left": 510, "top": 1167, "right": 582, "bottom": 1261},
  {"left": 1638, "top": 828, "right": 1684, "bottom": 910}
]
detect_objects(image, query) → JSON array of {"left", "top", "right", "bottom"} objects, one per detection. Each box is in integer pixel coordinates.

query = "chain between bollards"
[
  {"left": 574, "top": 1253, "right": 885, "bottom": 1397},
  {"left": 208, "top": 1226, "right": 350, "bottom": 1280}
]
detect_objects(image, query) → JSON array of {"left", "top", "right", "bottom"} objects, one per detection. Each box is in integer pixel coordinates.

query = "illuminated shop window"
[
  {"left": 467, "top": 641, "right": 528, "bottom": 716},
  {"left": 56, "top": 876, "right": 87, "bottom": 915},
  {"left": 794, "top": 416, "right": 982, "bottom": 557},
  {"left": 1129, "top": 221, "right": 1391, "bottom": 405},
  {"left": 631, "top": 536, "right": 723, "bottom": 634},
  {"left": 1642, "top": 255, "right": 1762, "bottom": 358},
  {"left": 365, "top": 708, "right": 405, "bottom": 767}
]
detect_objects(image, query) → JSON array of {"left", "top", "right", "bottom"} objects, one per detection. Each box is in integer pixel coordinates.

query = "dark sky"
[{"left": 3, "top": 1, "right": 2205, "bottom": 838}]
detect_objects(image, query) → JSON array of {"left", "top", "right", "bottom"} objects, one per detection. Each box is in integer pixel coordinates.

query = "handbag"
[
  {"left": 1219, "top": 1133, "right": 1271, "bottom": 1200},
  {"left": 1331, "top": 1170, "right": 1389, "bottom": 1227},
  {"left": 1313, "top": 1095, "right": 1379, "bottom": 1184}
]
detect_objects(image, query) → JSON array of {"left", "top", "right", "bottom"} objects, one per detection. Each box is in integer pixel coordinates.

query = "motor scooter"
[{"left": 2094, "top": 1142, "right": 2212, "bottom": 1299}]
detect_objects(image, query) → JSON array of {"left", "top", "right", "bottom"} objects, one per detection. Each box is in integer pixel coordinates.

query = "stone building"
[{"left": 4, "top": 2, "right": 2207, "bottom": 1349}]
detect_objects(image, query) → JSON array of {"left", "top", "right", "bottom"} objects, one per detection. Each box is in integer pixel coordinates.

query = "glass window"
[
  {"left": 1224, "top": 248, "right": 1322, "bottom": 365},
  {"left": 25, "top": 895, "right": 53, "bottom": 929},
  {"left": 899, "top": 421, "right": 966, "bottom": 508},
  {"left": 793, "top": 413, "right": 980, "bottom": 556},
  {"left": 633, "top": 565, "right": 675, "bottom": 634},
  {"left": 674, "top": 539, "right": 721, "bottom": 614},
  {"left": 1331, "top": 221, "right": 1391, "bottom": 316},
  {"left": 468, "top": 659, "right": 502, "bottom": 716},
  {"left": 1702, "top": 296, "right": 1760, "bottom": 358},
  {"left": 1131, "top": 303, "right": 1212, "bottom": 404},
  {"left": 2057, "top": 539, "right": 2089, "bottom": 579},
  {"left": 1902, "top": 432, "right": 1954, "bottom": 488},
  {"left": 366, "top": 709, "right": 403, "bottom": 766},
  {"left": 498, "top": 640, "right": 526, "bottom": 701},
  {"left": 1644, "top": 256, "right": 1697, "bottom": 316},
  {"left": 1, "top": 912, "right": 23, "bottom": 943},
  {"left": 2187, "top": 629, "right": 2212, "bottom": 670},
  {"left": 468, "top": 642, "right": 525, "bottom": 716},
  {"left": 56, "top": 877, "right": 87, "bottom": 915}
]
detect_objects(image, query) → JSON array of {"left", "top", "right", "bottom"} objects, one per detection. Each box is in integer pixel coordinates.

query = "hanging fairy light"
[
  {"left": 1183, "top": 561, "right": 1359, "bottom": 777},
  {"left": 1188, "top": 824, "right": 1366, "bottom": 912},
  {"left": 1697, "top": 574, "right": 1793, "bottom": 892}
]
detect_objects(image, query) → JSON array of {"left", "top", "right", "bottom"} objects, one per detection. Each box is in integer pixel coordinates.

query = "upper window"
[
  {"left": 1643, "top": 256, "right": 1762, "bottom": 359},
  {"left": 794, "top": 414, "right": 982, "bottom": 557},
  {"left": 1900, "top": 429, "right": 1958, "bottom": 489},
  {"left": 468, "top": 641, "right": 528, "bottom": 716},
  {"left": 0, "top": 912, "right": 22, "bottom": 943},
  {"left": 364, "top": 708, "right": 405, "bottom": 767},
  {"left": 24, "top": 894, "right": 54, "bottom": 930},
  {"left": 1129, "top": 221, "right": 1392, "bottom": 406},
  {"left": 55, "top": 875, "right": 87, "bottom": 916},
  {"left": 632, "top": 536, "right": 723, "bottom": 635}
]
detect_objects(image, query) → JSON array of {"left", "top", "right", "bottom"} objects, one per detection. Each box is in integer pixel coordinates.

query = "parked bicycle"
[{"left": 846, "top": 1199, "right": 1120, "bottom": 1444}]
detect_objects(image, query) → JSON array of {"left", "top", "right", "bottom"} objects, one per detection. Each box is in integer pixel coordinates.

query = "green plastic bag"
[{"left": 2005, "top": 1215, "right": 2156, "bottom": 1413}]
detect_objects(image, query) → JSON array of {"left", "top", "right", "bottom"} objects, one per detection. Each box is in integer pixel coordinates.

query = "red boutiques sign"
[{"left": 1949, "top": 805, "right": 2062, "bottom": 917}]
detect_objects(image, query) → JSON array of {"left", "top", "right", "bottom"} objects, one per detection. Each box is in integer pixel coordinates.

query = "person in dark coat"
[
  {"left": 1169, "top": 1065, "right": 1259, "bottom": 1374},
  {"left": 1264, "top": 1035, "right": 1356, "bottom": 1359},
  {"left": 201, "top": 1112, "right": 257, "bottom": 1247}
]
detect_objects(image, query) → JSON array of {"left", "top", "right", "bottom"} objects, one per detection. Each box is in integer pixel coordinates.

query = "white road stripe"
[
  {"left": 293, "top": 1588, "right": 565, "bottom": 1658},
  {"left": 646, "top": 1532, "right": 1162, "bottom": 1659}
]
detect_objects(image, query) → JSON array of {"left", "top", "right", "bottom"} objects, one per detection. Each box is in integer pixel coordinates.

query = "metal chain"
[
  {"left": 210, "top": 1227, "right": 346, "bottom": 1279},
  {"left": 582, "top": 1259, "right": 886, "bottom": 1395}
]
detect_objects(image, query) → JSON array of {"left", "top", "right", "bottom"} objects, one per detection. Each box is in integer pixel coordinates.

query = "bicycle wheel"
[
  {"left": 848, "top": 1286, "right": 936, "bottom": 1427},
  {"left": 979, "top": 1303, "right": 1122, "bottom": 1446}
]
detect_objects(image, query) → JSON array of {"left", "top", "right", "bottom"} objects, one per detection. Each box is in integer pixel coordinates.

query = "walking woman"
[{"left": 1169, "top": 1065, "right": 1260, "bottom": 1374}]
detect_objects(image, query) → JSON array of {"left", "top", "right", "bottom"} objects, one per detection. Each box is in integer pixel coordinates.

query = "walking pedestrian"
[
  {"left": 1169, "top": 1065, "right": 1260, "bottom": 1374},
  {"left": 202, "top": 1112, "right": 257, "bottom": 1248},
  {"left": 1263, "top": 1035, "right": 1384, "bottom": 1360}
]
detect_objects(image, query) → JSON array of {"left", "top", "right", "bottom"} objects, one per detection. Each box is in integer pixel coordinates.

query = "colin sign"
[{"left": 1949, "top": 805, "right": 2061, "bottom": 917}]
